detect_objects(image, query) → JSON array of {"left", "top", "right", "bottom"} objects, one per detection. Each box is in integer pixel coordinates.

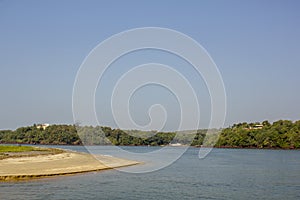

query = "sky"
[{"left": 0, "top": 0, "right": 299, "bottom": 130}]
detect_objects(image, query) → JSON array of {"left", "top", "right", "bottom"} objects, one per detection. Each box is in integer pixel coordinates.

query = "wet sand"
[{"left": 0, "top": 151, "right": 139, "bottom": 181}]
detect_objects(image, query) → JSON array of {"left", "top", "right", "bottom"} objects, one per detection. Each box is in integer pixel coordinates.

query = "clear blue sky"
[{"left": 0, "top": 0, "right": 299, "bottom": 130}]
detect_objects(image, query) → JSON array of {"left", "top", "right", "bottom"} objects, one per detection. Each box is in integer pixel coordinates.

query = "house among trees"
[
  {"left": 36, "top": 123, "right": 50, "bottom": 130},
  {"left": 243, "top": 124, "right": 264, "bottom": 130},
  {"left": 252, "top": 124, "right": 263, "bottom": 130}
]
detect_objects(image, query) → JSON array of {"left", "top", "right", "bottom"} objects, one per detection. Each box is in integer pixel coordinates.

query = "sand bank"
[{"left": 0, "top": 151, "right": 139, "bottom": 181}]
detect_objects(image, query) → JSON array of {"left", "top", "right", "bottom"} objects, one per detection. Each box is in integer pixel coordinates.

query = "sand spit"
[{"left": 0, "top": 151, "right": 139, "bottom": 181}]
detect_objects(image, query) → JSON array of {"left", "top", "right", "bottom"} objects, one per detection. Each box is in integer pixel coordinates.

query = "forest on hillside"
[{"left": 0, "top": 120, "right": 299, "bottom": 149}]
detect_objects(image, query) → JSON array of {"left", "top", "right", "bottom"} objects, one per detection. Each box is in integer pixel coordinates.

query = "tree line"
[
  {"left": 0, "top": 120, "right": 299, "bottom": 149},
  {"left": 215, "top": 120, "right": 300, "bottom": 149}
]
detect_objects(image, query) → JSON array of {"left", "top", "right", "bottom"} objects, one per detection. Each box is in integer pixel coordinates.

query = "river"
[{"left": 1, "top": 146, "right": 300, "bottom": 200}]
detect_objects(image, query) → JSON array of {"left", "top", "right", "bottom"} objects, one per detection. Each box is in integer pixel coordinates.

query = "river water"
[{"left": 1, "top": 146, "right": 300, "bottom": 200}]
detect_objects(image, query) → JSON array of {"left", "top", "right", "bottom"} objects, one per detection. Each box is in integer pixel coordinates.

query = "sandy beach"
[{"left": 0, "top": 151, "right": 139, "bottom": 181}]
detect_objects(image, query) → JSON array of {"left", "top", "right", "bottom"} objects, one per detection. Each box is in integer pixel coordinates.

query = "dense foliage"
[
  {"left": 0, "top": 125, "right": 80, "bottom": 145},
  {"left": 0, "top": 120, "right": 299, "bottom": 149},
  {"left": 215, "top": 120, "right": 300, "bottom": 149}
]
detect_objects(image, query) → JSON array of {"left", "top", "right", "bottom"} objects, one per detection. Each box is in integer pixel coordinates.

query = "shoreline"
[
  {"left": 200, "top": 146, "right": 300, "bottom": 150},
  {"left": 1, "top": 143, "right": 299, "bottom": 151},
  {"left": 0, "top": 150, "right": 139, "bottom": 182}
]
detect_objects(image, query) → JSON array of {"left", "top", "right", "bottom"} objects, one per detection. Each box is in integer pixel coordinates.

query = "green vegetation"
[
  {"left": 215, "top": 120, "right": 300, "bottom": 149},
  {"left": 0, "top": 145, "right": 64, "bottom": 160},
  {"left": 0, "top": 120, "right": 299, "bottom": 149},
  {"left": 0, "top": 125, "right": 80, "bottom": 145},
  {"left": 0, "top": 145, "right": 39, "bottom": 153}
]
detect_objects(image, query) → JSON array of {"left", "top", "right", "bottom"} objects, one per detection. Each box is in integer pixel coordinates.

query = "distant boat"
[{"left": 169, "top": 143, "right": 182, "bottom": 147}]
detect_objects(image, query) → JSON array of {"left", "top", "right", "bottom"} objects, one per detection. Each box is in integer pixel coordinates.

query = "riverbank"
[
  {"left": 2, "top": 143, "right": 300, "bottom": 150},
  {"left": 0, "top": 149, "right": 139, "bottom": 181}
]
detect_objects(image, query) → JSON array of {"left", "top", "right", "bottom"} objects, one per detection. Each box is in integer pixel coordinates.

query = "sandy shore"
[{"left": 0, "top": 151, "right": 139, "bottom": 181}]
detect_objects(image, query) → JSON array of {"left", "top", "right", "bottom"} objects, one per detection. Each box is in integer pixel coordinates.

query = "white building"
[{"left": 36, "top": 123, "right": 50, "bottom": 130}]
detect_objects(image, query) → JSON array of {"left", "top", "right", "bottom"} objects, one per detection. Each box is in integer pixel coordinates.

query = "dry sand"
[{"left": 0, "top": 151, "right": 139, "bottom": 181}]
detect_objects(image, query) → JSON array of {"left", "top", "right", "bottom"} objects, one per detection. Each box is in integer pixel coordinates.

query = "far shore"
[
  {"left": 1, "top": 142, "right": 299, "bottom": 151},
  {"left": 0, "top": 147, "right": 139, "bottom": 181}
]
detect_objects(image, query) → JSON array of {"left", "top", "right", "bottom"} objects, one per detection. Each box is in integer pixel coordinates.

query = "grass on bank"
[
  {"left": 0, "top": 145, "right": 64, "bottom": 160},
  {"left": 0, "top": 146, "right": 42, "bottom": 153}
]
